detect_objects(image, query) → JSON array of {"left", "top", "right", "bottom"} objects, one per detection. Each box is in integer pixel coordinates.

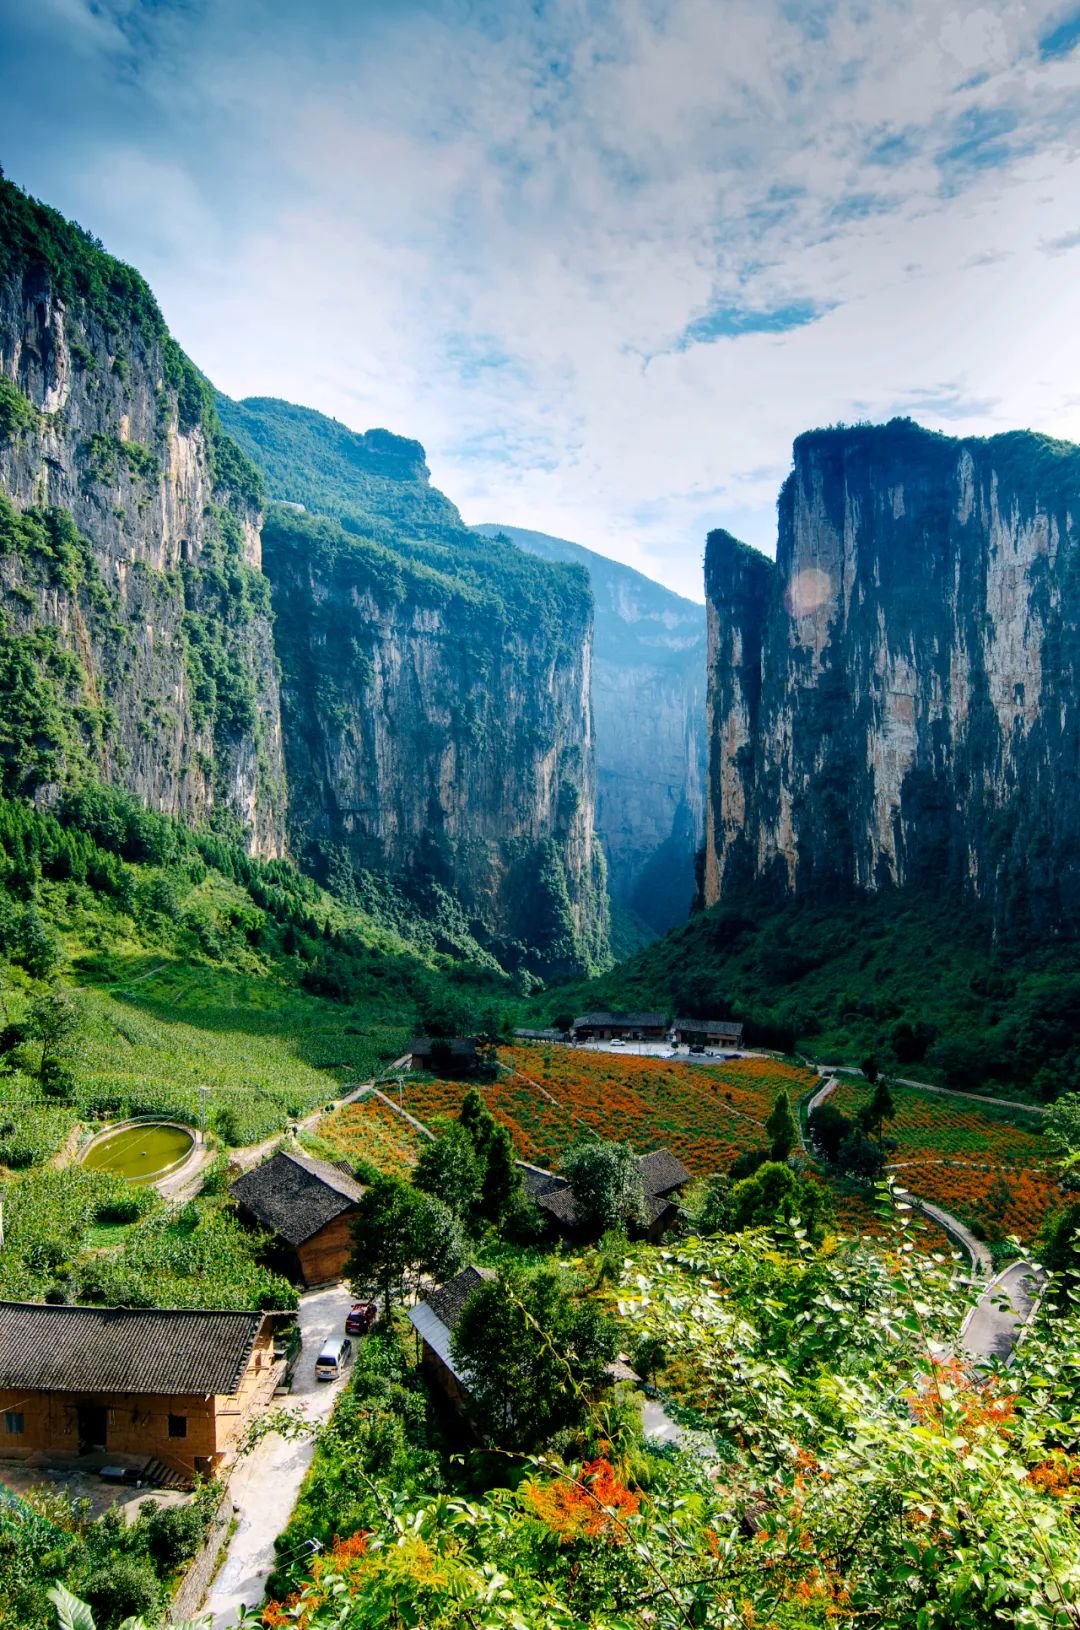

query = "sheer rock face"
[
  {"left": 474, "top": 524, "right": 707, "bottom": 936},
  {"left": 0, "top": 267, "right": 287, "bottom": 855},
  {"left": 705, "top": 419, "right": 1080, "bottom": 932},
  {"left": 261, "top": 505, "right": 609, "bottom": 977}
]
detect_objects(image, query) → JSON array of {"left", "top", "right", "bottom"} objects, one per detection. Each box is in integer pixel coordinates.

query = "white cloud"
[{"left": 3, "top": 0, "right": 1080, "bottom": 599}]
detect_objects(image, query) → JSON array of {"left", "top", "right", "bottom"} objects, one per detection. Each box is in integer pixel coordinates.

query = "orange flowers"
[
  {"left": 317, "top": 1097, "right": 427, "bottom": 1176},
  {"left": 525, "top": 1458, "right": 640, "bottom": 1542}
]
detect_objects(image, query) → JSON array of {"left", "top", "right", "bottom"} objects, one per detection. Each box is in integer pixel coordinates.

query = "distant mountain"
[{"left": 475, "top": 524, "right": 707, "bottom": 939}]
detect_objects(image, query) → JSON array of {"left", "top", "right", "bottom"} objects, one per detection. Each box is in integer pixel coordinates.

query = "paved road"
[
  {"left": 204, "top": 1283, "right": 355, "bottom": 1627},
  {"left": 831, "top": 1065, "right": 1045, "bottom": 1117},
  {"left": 962, "top": 1259, "right": 1046, "bottom": 1364}
]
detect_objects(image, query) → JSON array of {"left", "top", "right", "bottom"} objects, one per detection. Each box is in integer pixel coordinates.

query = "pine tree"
[{"left": 765, "top": 1089, "right": 796, "bottom": 1162}]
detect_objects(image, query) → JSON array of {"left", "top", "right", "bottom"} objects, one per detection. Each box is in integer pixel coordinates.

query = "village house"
[
  {"left": 408, "top": 1036, "right": 481, "bottom": 1074},
  {"left": 230, "top": 1147, "right": 364, "bottom": 1287},
  {"left": 407, "top": 1264, "right": 495, "bottom": 1414},
  {"left": 671, "top": 1016, "right": 744, "bottom": 1049},
  {"left": 518, "top": 1148, "right": 692, "bottom": 1243},
  {"left": 0, "top": 1302, "right": 280, "bottom": 1486},
  {"left": 570, "top": 1011, "right": 668, "bottom": 1042}
]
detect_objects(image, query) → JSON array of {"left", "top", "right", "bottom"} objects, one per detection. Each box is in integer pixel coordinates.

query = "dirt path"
[{"left": 831, "top": 1065, "right": 1045, "bottom": 1117}]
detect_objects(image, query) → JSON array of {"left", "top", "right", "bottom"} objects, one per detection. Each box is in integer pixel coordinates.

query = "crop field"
[
  {"left": 315, "top": 1094, "right": 431, "bottom": 1177},
  {"left": 67, "top": 956, "right": 407, "bottom": 1149},
  {"left": 830, "top": 1080, "right": 1059, "bottom": 1241},
  {"left": 403, "top": 1046, "right": 817, "bottom": 1174}
]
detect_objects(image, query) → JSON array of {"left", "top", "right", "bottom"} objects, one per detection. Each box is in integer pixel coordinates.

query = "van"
[{"left": 314, "top": 1336, "right": 353, "bottom": 1381}]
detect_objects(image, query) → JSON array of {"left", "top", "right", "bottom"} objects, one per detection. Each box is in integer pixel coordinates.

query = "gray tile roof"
[
  {"left": 638, "top": 1149, "right": 693, "bottom": 1195},
  {"left": 426, "top": 1265, "right": 496, "bottom": 1333},
  {"left": 0, "top": 1302, "right": 265, "bottom": 1396},
  {"left": 672, "top": 1016, "right": 744, "bottom": 1038},
  {"left": 572, "top": 1012, "right": 667, "bottom": 1029},
  {"left": 231, "top": 1148, "right": 364, "bottom": 1247},
  {"left": 409, "top": 1037, "right": 479, "bottom": 1057}
]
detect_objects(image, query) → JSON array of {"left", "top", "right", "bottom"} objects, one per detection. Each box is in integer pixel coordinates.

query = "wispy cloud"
[{"left": 1, "top": 0, "right": 1079, "bottom": 598}]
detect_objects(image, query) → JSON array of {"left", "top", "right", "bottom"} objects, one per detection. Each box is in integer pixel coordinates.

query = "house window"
[
  {"left": 168, "top": 1414, "right": 187, "bottom": 1439},
  {"left": 4, "top": 1411, "right": 23, "bottom": 1435}
]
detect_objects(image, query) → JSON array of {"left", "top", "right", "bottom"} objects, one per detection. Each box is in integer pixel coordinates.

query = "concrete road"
[
  {"left": 962, "top": 1259, "right": 1046, "bottom": 1365},
  {"left": 204, "top": 1282, "right": 356, "bottom": 1627}
]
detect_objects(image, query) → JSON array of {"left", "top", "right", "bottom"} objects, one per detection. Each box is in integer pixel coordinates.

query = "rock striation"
[{"left": 705, "top": 418, "right": 1080, "bottom": 933}]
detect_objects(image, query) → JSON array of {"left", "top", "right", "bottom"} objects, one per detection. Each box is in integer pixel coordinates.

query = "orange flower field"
[
  {"left": 830, "top": 1080, "right": 1059, "bottom": 1241},
  {"left": 402, "top": 1046, "right": 817, "bottom": 1174},
  {"left": 317, "top": 1094, "right": 429, "bottom": 1177}
]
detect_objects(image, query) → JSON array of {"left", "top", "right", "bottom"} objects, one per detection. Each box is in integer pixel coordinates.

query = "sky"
[{"left": 2, "top": 1, "right": 1080, "bottom": 600}]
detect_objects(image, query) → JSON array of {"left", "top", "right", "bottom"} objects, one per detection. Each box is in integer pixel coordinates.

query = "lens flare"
[{"left": 785, "top": 567, "right": 832, "bottom": 617}]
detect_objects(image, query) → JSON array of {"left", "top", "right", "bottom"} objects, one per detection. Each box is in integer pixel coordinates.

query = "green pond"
[{"left": 82, "top": 1122, "right": 194, "bottom": 1184}]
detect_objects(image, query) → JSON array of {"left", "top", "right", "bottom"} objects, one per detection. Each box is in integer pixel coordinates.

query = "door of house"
[{"left": 77, "top": 1403, "right": 107, "bottom": 1452}]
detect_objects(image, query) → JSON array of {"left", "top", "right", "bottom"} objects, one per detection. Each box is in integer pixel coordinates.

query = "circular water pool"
[{"left": 81, "top": 1120, "right": 196, "bottom": 1185}]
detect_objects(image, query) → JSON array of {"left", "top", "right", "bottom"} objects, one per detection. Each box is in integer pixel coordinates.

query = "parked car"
[
  {"left": 689, "top": 1043, "right": 705, "bottom": 1055},
  {"left": 610, "top": 1037, "right": 625, "bottom": 1046},
  {"left": 314, "top": 1336, "right": 353, "bottom": 1381},
  {"left": 345, "top": 1301, "right": 378, "bottom": 1336}
]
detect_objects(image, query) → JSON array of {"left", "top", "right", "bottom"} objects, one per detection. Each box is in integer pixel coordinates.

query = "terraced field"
[{"left": 315, "top": 1094, "right": 431, "bottom": 1177}]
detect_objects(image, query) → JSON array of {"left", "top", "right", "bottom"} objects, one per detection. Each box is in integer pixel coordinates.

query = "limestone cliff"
[
  {"left": 219, "top": 400, "right": 610, "bottom": 978},
  {"left": 0, "top": 177, "right": 286, "bottom": 854},
  {"left": 704, "top": 418, "right": 1080, "bottom": 933},
  {"left": 475, "top": 524, "right": 706, "bottom": 937}
]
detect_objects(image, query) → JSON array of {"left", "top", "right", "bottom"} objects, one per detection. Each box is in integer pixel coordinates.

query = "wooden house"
[
  {"left": 407, "top": 1265, "right": 495, "bottom": 1415},
  {"left": 520, "top": 1148, "right": 692, "bottom": 1243},
  {"left": 0, "top": 1302, "right": 279, "bottom": 1486},
  {"left": 231, "top": 1147, "right": 364, "bottom": 1287},
  {"left": 671, "top": 1017, "right": 744, "bottom": 1048},
  {"left": 570, "top": 1011, "right": 668, "bottom": 1042}
]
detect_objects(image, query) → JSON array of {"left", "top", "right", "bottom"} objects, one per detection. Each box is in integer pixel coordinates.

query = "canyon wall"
[
  {"left": 476, "top": 524, "right": 706, "bottom": 938},
  {"left": 705, "top": 418, "right": 1080, "bottom": 933}
]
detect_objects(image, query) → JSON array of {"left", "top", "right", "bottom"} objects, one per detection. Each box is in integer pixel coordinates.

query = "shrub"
[{"left": 80, "top": 1555, "right": 162, "bottom": 1628}]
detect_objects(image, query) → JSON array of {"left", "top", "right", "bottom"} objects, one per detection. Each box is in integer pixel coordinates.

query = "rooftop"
[
  {"left": 673, "top": 1016, "right": 744, "bottom": 1037},
  {"left": 230, "top": 1147, "right": 364, "bottom": 1247},
  {"left": 571, "top": 1012, "right": 667, "bottom": 1029},
  {"left": 0, "top": 1303, "right": 266, "bottom": 1397}
]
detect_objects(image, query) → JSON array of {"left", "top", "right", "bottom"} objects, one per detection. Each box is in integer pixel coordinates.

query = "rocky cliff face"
[
  {"left": 0, "top": 179, "right": 286, "bottom": 855},
  {"left": 220, "top": 402, "right": 610, "bottom": 978},
  {"left": 475, "top": 525, "right": 706, "bottom": 938},
  {"left": 705, "top": 418, "right": 1080, "bottom": 932}
]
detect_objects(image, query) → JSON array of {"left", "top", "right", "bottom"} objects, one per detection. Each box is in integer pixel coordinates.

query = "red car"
[{"left": 345, "top": 1301, "right": 378, "bottom": 1336}]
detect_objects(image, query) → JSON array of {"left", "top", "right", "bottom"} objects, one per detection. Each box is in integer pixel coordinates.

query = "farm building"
[
  {"left": 519, "top": 1148, "right": 691, "bottom": 1242},
  {"left": 571, "top": 1011, "right": 668, "bottom": 1042},
  {"left": 408, "top": 1264, "right": 495, "bottom": 1414},
  {"left": 671, "top": 1017, "right": 744, "bottom": 1048},
  {"left": 408, "top": 1036, "right": 481, "bottom": 1074},
  {"left": 0, "top": 1302, "right": 280, "bottom": 1486},
  {"left": 230, "top": 1147, "right": 364, "bottom": 1287}
]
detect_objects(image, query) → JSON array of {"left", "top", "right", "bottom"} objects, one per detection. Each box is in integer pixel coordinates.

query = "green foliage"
[
  {"left": 765, "top": 1087, "right": 796, "bottom": 1160},
  {"left": 451, "top": 1264, "right": 618, "bottom": 1450},
  {"left": 559, "top": 1139, "right": 646, "bottom": 1239},
  {"left": 0, "top": 373, "right": 38, "bottom": 440},
  {"left": 549, "top": 884, "right": 1080, "bottom": 1099},
  {"left": 412, "top": 1125, "right": 482, "bottom": 1221},
  {"left": 726, "top": 1159, "right": 834, "bottom": 1242},
  {"left": 347, "top": 1176, "right": 465, "bottom": 1315},
  {"left": 457, "top": 1087, "right": 526, "bottom": 1225}
]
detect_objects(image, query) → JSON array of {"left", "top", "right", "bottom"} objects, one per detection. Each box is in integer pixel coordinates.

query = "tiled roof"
[
  {"left": 409, "top": 1037, "right": 479, "bottom": 1056},
  {"left": 426, "top": 1265, "right": 496, "bottom": 1333},
  {"left": 638, "top": 1149, "right": 693, "bottom": 1195},
  {"left": 571, "top": 1012, "right": 667, "bottom": 1029},
  {"left": 0, "top": 1302, "right": 265, "bottom": 1396},
  {"left": 231, "top": 1148, "right": 364, "bottom": 1247},
  {"left": 673, "top": 1016, "right": 744, "bottom": 1038}
]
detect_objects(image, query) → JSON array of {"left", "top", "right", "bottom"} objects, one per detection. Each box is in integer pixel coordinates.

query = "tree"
[
  {"left": 1046, "top": 1093, "right": 1080, "bottom": 1162},
  {"left": 728, "top": 1160, "right": 834, "bottom": 1243},
  {"left": 559, "top": 1140, "right": 646, "bottom": 1239},
  {"left": 859, "top": 1077, "right": 896, "bottom": 1144},
  {"left": 451, "top": 1266, "right": 617, "bottom": 1450},
  {"left": 26, "top": 988, "right": 80, "bottom": 1081},
  {"left": 457, "top": 1088, "right": 524, "bottom": 1225},
  {"left": 48, "top": 1582, "right": 207, "bottom": 1630},
  {"left": 412, "top": 1126, "right": 482, "bottom": 1221},
  {"left": 347, "top": 1178, "right": 464, "bottom": 1317},
  {"left": 861, "top": 1055, "right": 879, "bottom": 1084},
  {"left": 765, "top": 1089, "right": 796, "bottom": 1162},
  {"left": 808, "top": 1101, "right": 853, "bottom": 1163}
]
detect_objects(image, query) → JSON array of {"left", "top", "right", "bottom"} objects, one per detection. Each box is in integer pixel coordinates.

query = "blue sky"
[{"left": 2, "top": 0, "right": 1080, "bottom": 600}]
